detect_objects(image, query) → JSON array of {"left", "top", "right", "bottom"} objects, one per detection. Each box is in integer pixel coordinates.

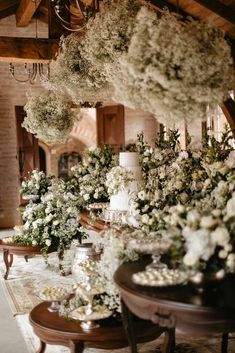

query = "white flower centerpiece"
[
  {"left": 70, "top": 145, "right": 117, "bottom": 206},
  {"left": 106, "top": 166, "right": 134, "bottom": 196},
  {"left": 15, "top": 176, "right": 86, "bottom": 260},
  {"left": 20, "top": 170, "right": 54, "bottom": 200},
  {"left": 163, "top": 200, "right": 235, "bottom": 282}
]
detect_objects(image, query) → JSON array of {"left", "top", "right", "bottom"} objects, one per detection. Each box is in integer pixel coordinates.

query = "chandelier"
[
  {"left": 51, "top": 0, "right": 100, "bottom": 32},
  {"left": 9, "top": 62, "right": 50, "bottom": 84}
]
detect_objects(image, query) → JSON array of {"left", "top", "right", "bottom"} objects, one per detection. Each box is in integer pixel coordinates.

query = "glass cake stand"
[{"left": 128, "top": 238, "right": 172, "bottom": 269}]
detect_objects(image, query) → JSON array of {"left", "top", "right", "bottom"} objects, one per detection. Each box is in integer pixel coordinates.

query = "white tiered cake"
[{"left": 109, "top": 152, "right": 142, "bottom": 211}]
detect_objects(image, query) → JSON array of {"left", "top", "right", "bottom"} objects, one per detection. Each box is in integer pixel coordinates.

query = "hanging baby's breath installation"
[
  {"left": 82, "top": 0, "right": 141, "bottom": 80},
  {"left": 43, "top": 0, "right": 141, "bottom": 105},
  {"left": 112, "top": 7, "right": 233, "bottom": 126},
  {"left": 23, "top": 91, "right": 79, "bottom": 145},
  {"left": 45, "top": 33, "right": 107, "bottom": 105}
]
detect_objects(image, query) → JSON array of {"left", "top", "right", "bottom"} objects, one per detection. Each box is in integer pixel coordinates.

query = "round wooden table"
[
  {"left": 0, "top": 237, "right": 43, "bottom": 279},
  {"left": 114, "top": 259, "right": 235, "bottom": 353},
  {"left": 29, "top": 301, "right": 166, "bottom": 353}
]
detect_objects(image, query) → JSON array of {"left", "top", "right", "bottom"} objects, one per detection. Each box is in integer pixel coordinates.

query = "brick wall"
[{"left": 0, "top": 16, "right": 49, "bottom": 228}]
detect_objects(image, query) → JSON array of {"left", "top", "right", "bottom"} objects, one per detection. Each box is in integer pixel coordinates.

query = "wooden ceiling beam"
[
  {"left": 193, "top": 0, "right": 235, "bottom": 26},
  {"left": 149, "top": 0, "right": 188, "bottom": 17},
  {"left": 0, "top": 0, "right": 19, "bottom": 12},
  {"left": 221, "top": 97, "right": 235, "bottom": 138},
  {"left": 0, "top": 37, "right": 59, "bottom": 63},
  {"left": 16, "top": 0, "right": 42, "bottom": 27},
  {"left": 0, "top": 0, "right": 19, "bottom": 20},
  {"left": 0, "top": 4, "right": 18, "bottom": 19}
]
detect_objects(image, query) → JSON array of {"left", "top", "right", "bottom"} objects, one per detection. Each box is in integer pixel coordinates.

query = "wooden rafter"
[
  {"left": 149, "top": 0, "right": 187, "bottom": 17},
  {"left": 0, "top": 0, "right": 19, "bottom": 20},
  {"left": 16, "top": 0, "right": 42, "bottom": 27},
  {"left": 193, "top": 0, "right": 235, "bottom": 26},
  {"left": 221, "top": 97, "right": 235, "bottom": 138},
  {"left": 0, "top": 37, "right": 59, "bottom": 63}
]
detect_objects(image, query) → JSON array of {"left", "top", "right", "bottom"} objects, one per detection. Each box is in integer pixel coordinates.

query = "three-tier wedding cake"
[{"left": 109, "top": 152, "right": 142, "bottom": 212}]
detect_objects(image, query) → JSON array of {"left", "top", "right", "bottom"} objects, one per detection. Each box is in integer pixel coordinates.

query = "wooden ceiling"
[{"left": 0, "top": 0, "right": 235, "bottom": 62}]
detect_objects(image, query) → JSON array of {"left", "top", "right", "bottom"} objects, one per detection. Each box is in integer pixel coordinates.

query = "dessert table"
[
  {"left": 29, "top": 301, "right": 166, "bottom": 353},
  {"left": 114, "top": 259, "right": 235, "bottom": 353}
]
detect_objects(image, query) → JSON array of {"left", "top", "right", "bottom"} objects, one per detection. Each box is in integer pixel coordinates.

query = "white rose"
[
  {"left": 225, "top": 195, "right": 235, "bottom": 220},
  {"left": 45, "top": 239, "right": 51, "bottom": 247},
  {"left": 138, "top": 190, "right": 146, "bottom": 201},
  {"left": 227, "top": 253, "right": 235, "bottom": 271},
  {"left": 183, "top": 252, "right": 198, "bottom": 267},
  {"left": 186, "top": 210, "right": 200, "bottom": 227},
  {"left": 225, "top": 150, "right": 235, "bottom": 169},
  {"left": 218, "top": 249, "right": 228, "bottom": 259},
  {"left": 200, "top": 216, "right": 217, "bottom": 229},
  {"left": 179, "top": 151, "right": 188, "bottom": 160},
  {"left": 211, "top": 227, "right": 230, "bottom": 247},
  {"left": 32, "top": 240, "right": 37, "bottom": 246},
  {"left": 141, "top": 214, "right": 149, "bottom": 224},
  {"left": 215, "top": 269, "right": 225, "bottom": 279},
  {"left": 83, "top": 194, "right": 90, "bottom": 201}
]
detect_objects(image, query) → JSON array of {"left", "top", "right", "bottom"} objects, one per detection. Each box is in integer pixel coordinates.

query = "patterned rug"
[
  {"left": 0, "top": 251, "right": 74, "bottom": 314},
  {"left": 1, "top": 253, "right": 235, "bottom": 352},
  {"left": 14, "top": 315, "right": 235, "bottom": 353}
]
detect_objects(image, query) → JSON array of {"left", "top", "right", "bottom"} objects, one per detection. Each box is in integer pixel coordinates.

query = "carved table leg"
[
  {"left": 36, "top": 340, "right": 46, "bottom": 353},
  {"left": 221, "top": 333, "right": 228, "bottom": 353},
  {"left": 162, "top": 329, "right": 175, "bottom": 353},
  {"left": 121, "top": 299, "right": 138, "bottom": 353},
  {"left": 69, "top": 340, "right": 84, "bottom": 353},
  {"left": 3, "top": 249, "right": 12, "bottom": 280}
]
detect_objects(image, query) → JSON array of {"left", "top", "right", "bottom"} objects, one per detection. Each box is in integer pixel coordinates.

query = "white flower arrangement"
[
  {"left": 15, "top": 178, "right": 86, "bottom": 257},
  {"left": 112, "top": 7, "right": 233, "bottom": 126},
  {"left": 106, "top": 166, "right": 134, "bottom": 196},
  {"left": 20, "top": 170, "right": 54, "bottom": 199},
  {"left": 70, "top": 145, "right": 117, "bottom": 205},
  {"left": 23, "top": 91, "right": 77, "bottom": 145},
  {"left": 163, "top": 200, "right": 235, "bottom": 278}
]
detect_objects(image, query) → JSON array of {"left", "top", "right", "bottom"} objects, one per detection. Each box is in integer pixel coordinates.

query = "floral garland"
[
  {"left": 106, "top": 166, "right": 134, "bottom": 195},
  {"left": 112, "top": 7, "right": 233, "bottom": 126},
  {"left": 23, "top": 91, "right": 77, "bottom": 145}
]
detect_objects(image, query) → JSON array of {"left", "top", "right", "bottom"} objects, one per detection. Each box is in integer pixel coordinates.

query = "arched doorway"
[
  {"left": 58, "top": 152, "right": 81, "bottom": 179},
  {"left": 39, "top": 146, "right": 46, "bottom": 173}
]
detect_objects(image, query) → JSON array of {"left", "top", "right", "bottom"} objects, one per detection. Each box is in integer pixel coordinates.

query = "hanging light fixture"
[
  {"left": 51, "top": 0, "right": 99, "bottom": 32},
  {"left": 9, "top": 62, "right": 50, "bottom": 84},
  {"left": 9, "top": 2, "right": 50, "bottom": 85}
]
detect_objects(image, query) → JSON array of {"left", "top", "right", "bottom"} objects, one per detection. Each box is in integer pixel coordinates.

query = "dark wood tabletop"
[
  {"left": 0, "top": 236, "right": 43, "bottom": 279},
  {"left": 114, "top": 259, "right": 235, "bottom": 353},
  {"left": 29, "top": 301, "right": 165, "bottom": 353}
]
